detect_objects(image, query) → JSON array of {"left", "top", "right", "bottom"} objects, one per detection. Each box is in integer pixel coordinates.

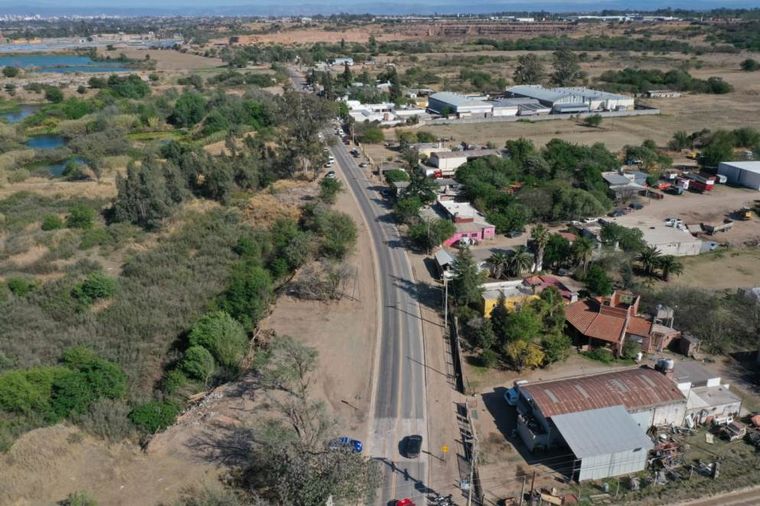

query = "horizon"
[{"left": 3, "top": 0, "right": 760, "bottom": 16}]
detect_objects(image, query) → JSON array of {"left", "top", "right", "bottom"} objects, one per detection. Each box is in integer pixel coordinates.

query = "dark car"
[
  {"left": 506, "top": 229, "right": 524, "bottom": 238},
  {"left": 401, "top": 435, "right": 423, "bottom": 458},
  {"left": 328, "top": 436, "right": 363, "bottom": 453}
]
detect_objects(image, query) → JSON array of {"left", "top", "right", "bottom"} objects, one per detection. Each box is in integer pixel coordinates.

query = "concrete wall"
[
  {"left": 424, "top": 107, "right": 660, "bottom": 126},
  {"left": 652, "top": 239, "right": 704, "bottom": 257},
  {"left": 578, "top": 448, "right": 649, "bottom": 481}
]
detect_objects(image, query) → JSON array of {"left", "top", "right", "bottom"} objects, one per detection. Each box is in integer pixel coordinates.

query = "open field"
[{"left": 96, "top": 47, "right": 223, "bottom": 72}]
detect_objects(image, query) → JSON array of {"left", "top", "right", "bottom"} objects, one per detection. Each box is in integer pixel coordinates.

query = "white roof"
[
  {"left": 720, "top": 161, "right": 760, "bottom": 175},
  {"left": 552, "top": 405, "right": 653, "bottom": 459},
  {"left": 429, "top": 92, "right": 489, "bottom": 107}
]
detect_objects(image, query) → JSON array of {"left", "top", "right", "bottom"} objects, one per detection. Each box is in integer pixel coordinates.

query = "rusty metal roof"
[{"left": 520, "top": 367, "right": 686, "bottom": 418}]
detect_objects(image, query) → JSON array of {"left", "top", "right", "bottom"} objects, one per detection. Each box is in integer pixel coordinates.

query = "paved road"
[{"left": 330, "top": 142, "right": 429, "bottom": 504}]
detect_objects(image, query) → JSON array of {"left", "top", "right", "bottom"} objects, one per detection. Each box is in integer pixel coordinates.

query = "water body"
[
  {"left": 1, "top": 104, "right": 39, "bottom": 124},
  {"left": 0, "top": 54, "right": 129, "bottom": 74},
  {"left": 26, "top": 135, "right": 66, "bottom": 150},
  {"left": 46, "top": 157, "right": 86, "bottom": 177}
]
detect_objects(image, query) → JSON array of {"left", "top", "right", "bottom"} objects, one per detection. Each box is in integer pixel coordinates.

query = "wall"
[
  {"left": 482, "top": 292, "right": 540, "bottom": 317},
  {"left": 651, "top": 401, "right": 687, "bottom": 427},
  {"left": 423, "top": 107, "right": 660, "bottom": 126},
  {"left": 718, "top": 164, "right": 760, "bottom": 191},
  {"left": 578, "top": 448, "right": 649, "bottom": 481},
  {"left": 651, "top": 239, "right": 704, "bottom": 257}
]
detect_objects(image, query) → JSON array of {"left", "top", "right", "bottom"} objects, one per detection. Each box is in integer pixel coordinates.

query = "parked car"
[
  {"left": 328, "top": 436, "right": 363, "bottom": 453},
  {"left": 359, "top": 162, "right": 369, "bottom": 168},
  {"left": 506, "top": 229, "right": 524, "bottom": 238},
  {"left": 629, "top": 202, "right": 644, "bottom": 210},
  {"left": 394, "top": 499, "right": 415, "bottom": 506},
  {"left": 504, "top": 380, "right": 528, "bottom": 406},
  {"left": 401, "top": 435, "right": 423, "bottom": 458},
  {"left": 325, "top": 171, "right": 336, "bottom": 179}
]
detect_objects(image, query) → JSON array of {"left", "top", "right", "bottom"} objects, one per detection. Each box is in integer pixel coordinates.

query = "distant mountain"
[{"left": 2, "top": 0, "right": 760, "bottom": 16}]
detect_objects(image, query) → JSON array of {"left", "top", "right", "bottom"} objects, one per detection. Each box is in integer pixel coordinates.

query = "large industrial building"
[
  {"left": 506, "top": 85, "right": 635, "bottom": 113},
  {"left": 718, "top": 161, "right": 760, "bottom": 191},
  {"left": 514, "top": 367, "right": 686, "bottom": 481},
  {"left": 427, "top": 92, "right": 493, "bottom": 118}
]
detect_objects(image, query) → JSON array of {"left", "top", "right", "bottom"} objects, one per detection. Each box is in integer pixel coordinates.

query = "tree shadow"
[{"left": 389, "top": 274, "right": 442, "bottom": 312}]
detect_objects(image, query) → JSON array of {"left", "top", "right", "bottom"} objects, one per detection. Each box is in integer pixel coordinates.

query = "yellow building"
[{"left": 481, "top": 281, "right": 539, "bottom": 317}]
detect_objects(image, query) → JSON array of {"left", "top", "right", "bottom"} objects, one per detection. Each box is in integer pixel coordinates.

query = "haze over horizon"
[{"left": 2, "top": 0, "right": 760, "bottom": 16}]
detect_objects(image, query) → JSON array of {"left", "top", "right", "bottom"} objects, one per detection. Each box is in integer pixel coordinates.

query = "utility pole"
[{"left": 519, "top": 476, "right": 526, "bottom": 506}]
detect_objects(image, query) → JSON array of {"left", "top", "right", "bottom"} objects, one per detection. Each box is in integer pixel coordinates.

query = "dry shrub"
[{"left": 287, "top": 260, "right": 356, "bottom": 301}]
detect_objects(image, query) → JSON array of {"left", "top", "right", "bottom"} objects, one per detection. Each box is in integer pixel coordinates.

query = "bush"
[
  {"left": 188, "top": 311, "right": 249, "bottom": 369},
  {"left": 217, "top": 261, "right": 273, "bottom": 330},
  {"left": 66, "top": 203, "right": 96, "bottom": 229},
  {"left": 60, "top": 491, "right": 98, "bottom": 506},
  {"left": 319, "top": 177, "right": 342, "bottom": 204},
  {"left": 61, "top": 346, "right": 127, "bottom": 400},
  {"left": 583, "top": 114, "right": 602, "bottom": 128},
  {"left": 584, "top": 347, "right": 615, "bottom": 363},
  {"left": 7, "top": 277, "right": 36, "bottom": 297},
  {"left": 384, "top": 169, "right": 410, "bottom": 184},
  {"left": 621, "top": 339, "right": 641, "bottom": 360},
  {"left": 44, "top": 86, "right": 64, "bottom": 103},
  {"left": 357, "top": 126, "right": 384, "bottom": 144},
  {"left": 76, "top": 398, "right": 134, "bottom": 441},
  {"left": 41, "top": 214, "right": 64, "bottom": 231},
  {"left": 741, "top": 58, "right": 760, "bottom": 71},
  {"left": 181, "top": 346, "right": 216, "bottom": 381},
  {"left": 71, "top": 272, "right": 118, "bottom": 305},
  {"left": 129, "top": 400, "right": 180, "bottom": 433},
  {"left": 2, "top": 66, "right": 19, "bottom": 78},
  {"left": 50, "top": 372, "right": 94, "bottom": 418}
]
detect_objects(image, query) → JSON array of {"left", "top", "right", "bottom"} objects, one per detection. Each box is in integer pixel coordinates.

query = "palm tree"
[
  {"left": 657, "top": 255, "right": 684, "bottom": 282},
  {"left": 571, "top": 236, "right": 593, "bottom": 273},
  {"left": 508, "top": 246, "right": 534, "bottom": 277},
  {"left": 530, "top": 224, "right": 550, "bottom": 272},
  {"left": 637, "top": 246, "right": 662, "bottom": 277},
  {"left": 487, "top": 251, "right": 510, "bottom": 280}
]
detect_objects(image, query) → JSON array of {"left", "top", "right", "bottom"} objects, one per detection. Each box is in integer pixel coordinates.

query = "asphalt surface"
[{"left": 330, "top": 141, "right": 429, "bottom": 504}]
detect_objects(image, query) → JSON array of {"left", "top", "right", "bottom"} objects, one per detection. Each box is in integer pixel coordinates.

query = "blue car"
[{"left": 329, "top": 436, "right": 363, "bottom": 453}]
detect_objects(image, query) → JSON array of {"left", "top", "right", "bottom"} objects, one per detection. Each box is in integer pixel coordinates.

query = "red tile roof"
[
  {"left": 520, "top": 367, "right": 686, "bottom": 418},
  {"left": 628, "top": 316, "right": 653, "bottom": 337},
  {"left": 565, "top": 299, "right": 626, "bottom": 344}
]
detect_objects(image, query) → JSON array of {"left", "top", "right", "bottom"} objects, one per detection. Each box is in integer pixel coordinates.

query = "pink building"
[{"left": 437, "top": 199, "right": 496, "bottom": 246}]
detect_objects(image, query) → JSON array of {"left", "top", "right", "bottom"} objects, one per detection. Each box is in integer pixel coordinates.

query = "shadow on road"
[{"left": 390, "top": 274, "right": 444, "bottom": 312}]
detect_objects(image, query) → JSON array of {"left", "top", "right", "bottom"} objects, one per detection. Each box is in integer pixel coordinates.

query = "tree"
[
  {"left": 394, "top": 195, "right": 422, "bottom": 224},
  {"left": 71, "top": 272, "right": 118, "bottom": 305},
  {"left": 551, "top": 48, "right": 581, "bottom": 86},
  {"left": 668, "top": 130, "right": 691, "bottom": 151},
  {"left": 513, "top": 53, "right": 545, "bottom": 84},
  {"left": 388, "top": 66, "right": 401, "bottom": 103},
  {"left": 503, "top": 305, "right": 543, "bottom": 343},
  {"left": 113, "top": 162, "right": 177, "bottom": 230},
  {"left": 170, "top": 91, "right": 207, "bottom": 127},
  {"left": 571, "top": 236, "right": 593, "bottom": 272},
  {"left": 541, "top": 332, "right": 572, "bottom": 364},
  {"left": 2, "top": 66, "right": 19, "bottom": 78},
  {"left": 181, "top": 345, "right": 217, "bottom": 382},
  {"left": 657, "top": 255, "right": 684, "bottom": 282},
  {"left": 487, "top": 251, "right": 510, "bottom": 280},
  {"left": 507, "top": 246, "right": 533, "bottom": 277},
  {"left": 637, "top": 246, "right": 662, "bottom": 277},
  {"left": 319, "top": 177, "right": 343, "bottom": 204},
  {"left": 701, "top": 134, "right": 734, "bottom": 168},
  {"left": 408, "top": 218, "right": 456, "bottom": 253},
  {"left": 504, "top": 138, "right": 535, "bottom": 165},
  {"left": 341, "top": 62, "right": 353, "bottom": 88},
  {"left": 44, "top": 86, "right": 64, "bottom": 103},
  {"left": 582, "top": 114, "right": 602, "bottom": 128},
  {"left": 544, "top": 234, "right": 571, "bottom": 271},
  {"left": 504, "top": 340, "right": 545, "bottom": 371},
  {"left": 357, "top": 125, "right": 384, "bottom": 144},
  {"left": 585, "top": 264, "right": 613, "bottom": 296},
  {"left": 302, "top": 206, "right": 357, "bottom": 260},
  {"left": 741, "top": 58, "right": 760, "bottom": 71},
  {"left": 530, "top": 224, "right": 549, "bottom": 272},
  {"left": 189, "top": 311, "right": 249, "bottom": 369},
  {"left": 129, "top": 401, "right": 180, "bottom": 433},
  {"left": 450, "top": 247, "right": 485, "bottom": 307},
  {"left": 368, "top": 35, "right": 378, "bottom": 54},
  {"left": 217, "top": 261, "right": 274, "bottom": 329},
  {"left": 66, "top": 203, "right": 96, "bottom": 229},
  {"left": 621, "top": 339, "right": 641, "bottom": 360}
]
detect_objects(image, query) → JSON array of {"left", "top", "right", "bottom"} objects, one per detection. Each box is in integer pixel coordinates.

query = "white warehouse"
[
  {"left": 427, "top": 92, "right": 493, "bottom": 118},
  {"left": 506, "top": 85, "right": 635, "bottom": 112},
  {"left": 718, "top": 161, "right": 760, "bottom": 191}
]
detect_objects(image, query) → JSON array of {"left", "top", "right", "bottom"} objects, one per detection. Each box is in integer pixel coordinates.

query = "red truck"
[{"left": 687, "top": 173, "right": 716, "bottom": 192}]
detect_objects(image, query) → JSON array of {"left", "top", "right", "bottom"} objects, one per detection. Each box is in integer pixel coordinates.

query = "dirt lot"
[{"left": 96, "top": 47, "right": 223, "bottom": 72}]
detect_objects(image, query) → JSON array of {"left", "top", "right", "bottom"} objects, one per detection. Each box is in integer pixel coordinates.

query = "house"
[
  {"left": 434, "top": 249, "right": 455, "bottom": 279},
  {"left": 435, "top": 199, "right": 496, "bottom": 247},
  {"left": 610, "top": 216, "right": 704, "bottom": 256},
  {"left": 506, "top": 85, "right": 635, "bottom": 112},
  {"left": 718, "top": 161, "right": 760, "bottom": 191},
  {"left": 427, "top": 92, "right": 493, "bottom": 118},
  {"left": 514, "top": 367, "right": 686, "bottom": 480},
  {"left": 428, "top": 149, "right": 501, "bottom": 174},
  {"left": 565, "top": 291, "right": 680, "bottom": 356},
  {"left": 602, "top": 171, "right": 647, "bottom": 200},
  {"left": 668, "top": 361, "right": 743, "bottom": 426},
  {"left": 522, "top": 275, "right": 578, "bottom": 303},
  {"left": 481, "top": 280, "right": 539, "bottom": 317}
]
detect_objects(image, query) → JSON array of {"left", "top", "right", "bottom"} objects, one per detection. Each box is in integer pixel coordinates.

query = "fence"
[{"left": 421, "top": 107, "right": 661, "bottom": 126}]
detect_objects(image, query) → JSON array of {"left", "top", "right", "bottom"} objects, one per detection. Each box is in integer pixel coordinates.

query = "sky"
[{"left": 2, "top": 0, "right": 760, "bottom": 15}]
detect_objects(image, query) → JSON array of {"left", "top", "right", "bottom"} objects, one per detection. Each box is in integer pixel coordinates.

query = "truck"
[
  {"left": 688, "top": 173, "right": 716, "bottom": 192},
  {"left": 738, "top": 207, "right": 753, "bottom": 221},
  {"left": 703, "top": 220, "right": 734, "bottom": 235}
]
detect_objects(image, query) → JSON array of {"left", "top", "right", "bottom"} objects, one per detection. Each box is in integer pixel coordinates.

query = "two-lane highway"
[{"left": 330, "top": 141, "right": 429, "bottom": 504}]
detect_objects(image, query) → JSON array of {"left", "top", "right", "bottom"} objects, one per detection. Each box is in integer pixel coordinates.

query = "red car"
[{"left": 394, "top": 499, "right": 415, "bottom": 506}]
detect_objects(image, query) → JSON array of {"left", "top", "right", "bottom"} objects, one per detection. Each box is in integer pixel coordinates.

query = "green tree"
[
  {"left": 2, "top": 66, "right": 19, "bottom": 78},
  {"left": 408, "top": 218, "right": 455, "bottom": 253},
  {"left": 129, "top": 400, "right": 180, "bottom": 433},
  {"left": 368, "top": 35, "right": 378, "bottom": 54},
  {"left": 66, "top": 203, "right": 96, "bottom": 229},
  {"left": 507, "top": 246, "right": 533, "bottom": 277},
  {"left": 487, "top": 251, "right": 510, "bottom": 280},
  {"left": 302, "top": 206, "right": 357, "bottom": 260},
  {"left": 394, "top": 195, "right": 422, "bottom": 224},
  {"left": 357, "top": 125, "right": 384, "bottom": 144},
  {"left": 340, "top": 62, "right": 353, "bottom": 88},
  {"left": 582, "top": 114, "right": 602, "bottom": 128},
  {"left": 513, "top": 53, "right": 545, "bottom": 84},
  {"left": 50, "top": 372, "right": 93, "bottom": 418},
  {"left": 450, "top": 247, "right": 485, "bottom": 307},
  {"left": 181, "top": 345, "right": 217, "bottom": 382},
  {"left": 113, "top": 162, "right": 178, "bottom": 230},
  {"left": 544, "top": 234, "right": 571, "bottom": 271},
  {"left": 44, "top": 86, "right": 64, "bottom": 103},
  {"left": 741, "top": 58, "right": 760, "bottom": 71},
  {"left": 530, "top": 224, "right": 549, "bottom": 272},
  {"left": 71, "top": 272, "right": 118, "bottom": 305},
  {"left": 384, "top": 169, "right": 410, "bottom": 184},
  {"left": 541, "top": 332, "right": 572, "bottom": 364},
  {"left": 217, "top": 261, "right": 274, "bottom": 329},
  {"left": 585, "top": 264, "right": 613, "bottom": 295},
  {"left": 505, "top": 340, "right": 545, "bottom": 371},
  {"left": 571, "top": 236, "right": 593, "bottom": 272},
  {"left": 319, "top": 177, "right": 343, "bottom": 204},
  {"left": 171, "top": 91, "right": 207, "bottom": 128},
  {"left": 701, "top": 134, "right": 734, "bottom": 168},
  {"left": 621, "top": 339, "right": 641, "bottom": 360},
  {"left": 637, "top": 246, "right": 662, "bottom": 277},
  {"left": 551, "top": 48, "right": 581, "bottom": 86},
  {"left": 668, "top": 130, "right": 691, "bottom": 151},
  {"left": 657, "top": 255, "right": 684, "bottom": 282},
  {"left": 61, "top": 346, "right": 127, "bottom": 400},
  {"left": 189, "top": 311, "right": 249, "bottom": 369}
]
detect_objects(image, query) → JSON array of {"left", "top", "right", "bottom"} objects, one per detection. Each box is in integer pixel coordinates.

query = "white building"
[
  {"left": 427, "top": 92, "right": 493, "bottom": 118},
  {"left": 718, "top": 161, "right": 760, "bottom": 191},
  {"left": 610, "top": 216, "right": 704, "bottom": 256},
  {"left": 507, "top": 85, "right": 635, "bottom": 112},
  {"left": 428, "top": 149, "right": 501, "bottom": 174}
]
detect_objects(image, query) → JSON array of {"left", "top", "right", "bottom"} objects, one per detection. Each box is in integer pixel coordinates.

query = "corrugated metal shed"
[
  {"left": 429, "top": 92, "right": 489, "bottom": 108},
  {"left": 520, "top": 367, "right": 686, "bottom": 418},
  {"left": 553, "top": 405, "right": 653, "bottom": 458}
]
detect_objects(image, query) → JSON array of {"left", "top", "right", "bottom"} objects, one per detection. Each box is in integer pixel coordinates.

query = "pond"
[
  {"left": 0, "top": 54, "right": 129, "bottom": 74},
  {"left": 46, "top": 157, "right": 86, "bottom": 177},
  {"left": 26, "top": 135, "right": 66, "bottom": 150},
  {"left": 1, "top": 104, "right": 39, "bottom": 124}
]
